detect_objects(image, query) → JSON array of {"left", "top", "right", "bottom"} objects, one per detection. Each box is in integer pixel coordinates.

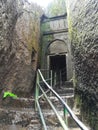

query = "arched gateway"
[{"left": 40, "top": 14, "right": 73, "bottom": 86}]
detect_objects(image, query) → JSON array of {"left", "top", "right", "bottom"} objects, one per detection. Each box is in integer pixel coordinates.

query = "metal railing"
[{"left": 35, "top": 69, "right": 89, "bottom": 130}]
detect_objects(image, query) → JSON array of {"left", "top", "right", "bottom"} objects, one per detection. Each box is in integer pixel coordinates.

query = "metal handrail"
[
  {"left": 36, "top": 100, "right": 47, "bottom": 130},
  {"left": 35, "top": 72, "right": 47, "bottom": 130},
  {"left": 38, "top": 83, "right": 69, "bottom": 130},
  {"left": 37, "top": 69, "right": 89, "bottom": 130},
  {"left": 35, "top": 71, "right": 68, "bottom": 130},
  {"left": 39, "top": 78, "right": 51, "bottom": 83}
]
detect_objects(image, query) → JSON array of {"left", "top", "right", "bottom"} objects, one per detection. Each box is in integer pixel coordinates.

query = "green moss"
[
  {"left": 41, "top": 22, "right": 50, "bottom": 32},
  {"left": 40, "top": 22, "right": 53, "bottom": 67},
  {"left": 74, "top": 94, "right": 82, "bottom": 108},
  {"left": 72, "top": 70, "right": 78, "bottom": 88},
  {"left": 75, "top": 91, "right": 98, "bottom": 129},
  {"left": 68, "top": 19, "right": 79, "bottom": 42},
  {"left": 68, "top": 13, "right": 84, "bottom": 48},
  {"left": 21, "top": 17, "right": 39, "bottom": 55}
]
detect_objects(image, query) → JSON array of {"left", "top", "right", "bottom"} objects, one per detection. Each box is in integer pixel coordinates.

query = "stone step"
[
  {"left": 2, "top": 97, "right": 35, "bottom": 108},
  {"left": 39, "top": 94, "right": 74, "bottom": 110},
  {"left": 0, "top": 108, "right": 80, "bottom": 130},
  {"left": 0, "top": 84, "right": 75, "bottom": 129},
  {"left": 0, "top": 108, "right": 39, "bottom": 126},
  {"left": 2, "top": 86, "right": 74, "bottom": 108}
]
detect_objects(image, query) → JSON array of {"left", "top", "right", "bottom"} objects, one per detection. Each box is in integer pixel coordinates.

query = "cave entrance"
[{"left": 49, "top": 54, "right": 67, "bottom": 86}]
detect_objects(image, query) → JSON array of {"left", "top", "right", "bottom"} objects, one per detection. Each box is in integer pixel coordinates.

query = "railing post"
[
  {"left": 50, "top": 70, "right": 52, "bottom": 96},
  {"left": 50, "top": 70, "right": 52, "bottom": 87},
  {"left": 60, "top": 70, "right": 62, "bottom": 88},
  {"left": 54, "top": 72, "right": 56, "bottom": 86},
  {"left": 64, "top": 99, "right": 68, "bottom": 127},
  {"left": 35, "top": 72, "right": 39, "bottom": 111}
]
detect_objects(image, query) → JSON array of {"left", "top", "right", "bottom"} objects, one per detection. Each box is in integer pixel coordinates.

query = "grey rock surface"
[
  {"left": 66, "top": 0, "right": 98, "bottom": 104},
  {"left": 0, "top": 0, "right": 42, "bottom": 97}
]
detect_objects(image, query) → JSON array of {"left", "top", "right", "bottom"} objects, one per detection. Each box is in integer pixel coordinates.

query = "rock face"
[
  {"left": 0, "top": 0, "right": 42, "bottom": 97},
  {"left": 66, "top": 0, "right": 98, "bottom": 106}
]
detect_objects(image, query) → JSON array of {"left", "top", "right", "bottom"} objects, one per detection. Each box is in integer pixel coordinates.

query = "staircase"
[
  {"left": 34, "top": 69, "right": 90, "bottom": 130},
  {"left": 0, "top": 70, "right": 90, "bottom": 130},
  {"left": 36, "top": 81, "right": 81, "bottom": 130}
]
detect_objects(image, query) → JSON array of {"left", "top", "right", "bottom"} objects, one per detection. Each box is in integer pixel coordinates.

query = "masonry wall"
[{"left": 40, "top": 16, "right": 73, "bottom": 80}]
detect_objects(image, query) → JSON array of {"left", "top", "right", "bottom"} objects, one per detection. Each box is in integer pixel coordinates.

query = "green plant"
[{"left": 3, "top": 91, "right": 18, "bottom": 99}]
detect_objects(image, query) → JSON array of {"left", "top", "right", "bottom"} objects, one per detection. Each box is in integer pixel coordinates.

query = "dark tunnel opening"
[{"left": 49, "top": 54, "right": 67, "bottom": 85}]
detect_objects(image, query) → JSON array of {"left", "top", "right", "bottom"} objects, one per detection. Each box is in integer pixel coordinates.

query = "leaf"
[{"left": 3, "top": 91, "right": 18, "bottom": 99}]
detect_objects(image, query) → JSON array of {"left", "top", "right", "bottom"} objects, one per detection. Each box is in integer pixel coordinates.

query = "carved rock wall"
[
  {"left": 0, "top": 0, "right": 43, "bottom": 97},
  {"left": 66, "top": 0, "right": 98, "bottom": 106}
]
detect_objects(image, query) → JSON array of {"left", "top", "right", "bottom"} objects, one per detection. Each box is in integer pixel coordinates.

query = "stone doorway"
[{"left": 49, "top": 54, "right": 67, "bottom": 85}]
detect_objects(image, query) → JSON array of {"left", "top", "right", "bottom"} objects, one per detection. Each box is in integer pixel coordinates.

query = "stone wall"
[
  {"left": 0, "top": 0, "right": 43, "bottom": 97},
  {"left": 40, "top": 16, "right": 73, "bottom": 80},
  {"left": 66, "top": 0, "right": 98, "bottom": 107}
]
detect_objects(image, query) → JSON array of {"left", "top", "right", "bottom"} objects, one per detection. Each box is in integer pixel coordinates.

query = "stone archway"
[
  {"left": 46, "top": 39, "right": 68, "bottom": 55},
  {"left": 46, "top": 39, "right": 70, "bottom": 85}
]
